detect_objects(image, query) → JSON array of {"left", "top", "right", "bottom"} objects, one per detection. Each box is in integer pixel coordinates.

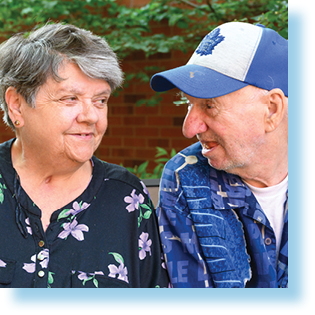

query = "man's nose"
[{"left": 182, "top": 105, "right": 207, "bottom": 138}]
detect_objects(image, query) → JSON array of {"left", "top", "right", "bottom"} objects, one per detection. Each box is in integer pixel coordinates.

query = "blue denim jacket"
[{"left": 157, "top": 142, "right": 288, "bottom": 288}]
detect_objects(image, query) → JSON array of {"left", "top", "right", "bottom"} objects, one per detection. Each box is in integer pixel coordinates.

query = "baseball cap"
[{"left": 150, "top": 22, "right": 288, "bottom": 98}]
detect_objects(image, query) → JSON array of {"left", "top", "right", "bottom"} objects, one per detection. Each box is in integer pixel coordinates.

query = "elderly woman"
[{"left": 0, "top": 23, "right": 169, "bottom": 288}]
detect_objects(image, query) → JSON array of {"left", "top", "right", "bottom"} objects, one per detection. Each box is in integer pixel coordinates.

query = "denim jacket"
[{"left": 157, "top": 142, "right": 288, "bottom": 288}]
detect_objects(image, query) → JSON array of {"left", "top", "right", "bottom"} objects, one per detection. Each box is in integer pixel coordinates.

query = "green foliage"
[
  {"left": 0, "top": 0, "right": 288, "bottom": 89},
  {"left": 123, "top": 146, "right": 177, "bottom": 179},
  {"left": 0, "top": 0, "right": 288, "bottom": 176}
]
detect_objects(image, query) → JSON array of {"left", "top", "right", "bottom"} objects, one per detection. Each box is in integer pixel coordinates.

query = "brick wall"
[
  {"left": 0, "top": 0, "right": 197, "bottom": 174},
  {"left": 96, "top": 39, "right": 196, "bottom": 171}
]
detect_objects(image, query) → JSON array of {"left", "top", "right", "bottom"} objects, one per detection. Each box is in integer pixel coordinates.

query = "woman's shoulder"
[
  {"left": 92, "top": 156, "right": 145, "bottom": 192},
  {"left": 0, "top": 139, "right": 14, "bottom": 163}
]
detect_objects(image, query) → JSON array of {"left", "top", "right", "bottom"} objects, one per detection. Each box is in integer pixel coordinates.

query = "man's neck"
[{"left": 237, "top": 156, "right": 288, "bottom": 188}]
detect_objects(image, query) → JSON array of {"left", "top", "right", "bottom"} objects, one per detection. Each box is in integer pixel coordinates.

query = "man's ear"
[
  {"left": 264, "top": 88, "right": 287, "bottom": 133},
  {"left": 5, "top": 87, "right": 24, "bottom": 127}
]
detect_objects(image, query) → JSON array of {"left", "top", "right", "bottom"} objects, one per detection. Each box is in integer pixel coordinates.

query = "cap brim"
[{"left": 150, "top": 64, "right": 248, "bottom": 99}]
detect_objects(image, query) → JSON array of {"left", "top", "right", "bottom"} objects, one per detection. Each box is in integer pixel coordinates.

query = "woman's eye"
[
  {"left": 94, "top": 98, "right": 107, "bottom": 107},
  {"left": 60, "top": 96, "right": 77, "bottom": 103}
]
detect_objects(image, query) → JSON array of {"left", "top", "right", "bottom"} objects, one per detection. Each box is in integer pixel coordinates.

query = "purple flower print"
[
  {"left": 64, "top": 201, "right": 90, "bottom": 216},
  {"left": 58, "top": 218, "right": 89, "bottom": 241},
  {"left": 25, "top": 217, "right": 32, "bottom": 235},
  {"left": 140, "top": 181, "right": 149, "bottom": 195},
  {"left": 124, "top": 189, "right": 144, "bottom": 212},
  {"left": 78, "top": 271, "right": 104, "bottom": 280},
  {"left": 22, "top": 254, "right": 36, "bottom": 273},
  {"left": 57, "top": 201, "right": 90, "bottom": 221},
  {"left": 22, "top": 249, "right": 49, "bottom": 273},
  {"left": 108, "top": 252, "right": 129, "bottom": 283},
  {"left": 108, "top": 262, "right": 128, "bottom": 283},
  {"left": 78, "top": 271, "right": 90, "bottom": 281},
  {"left": 38, "top": 249, "right": 49, "bottom": 269},
  {"left": 138, "top": 232, "right": 152, "bottom": 260},
  {"left": 77, "top": 271, "right": 104, "bottom": 287},
  {"left": 0, "top": 259, "right": 6, "bottom": 268}
]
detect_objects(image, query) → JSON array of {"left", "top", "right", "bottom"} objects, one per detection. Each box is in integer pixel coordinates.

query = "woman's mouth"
[{"left": 71, "top": 133, "right": 94, "bottom": 140}]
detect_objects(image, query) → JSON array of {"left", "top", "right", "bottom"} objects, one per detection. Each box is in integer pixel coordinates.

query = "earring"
[{"left": 14, "top": 120, "right": 20, "bottom": 126}]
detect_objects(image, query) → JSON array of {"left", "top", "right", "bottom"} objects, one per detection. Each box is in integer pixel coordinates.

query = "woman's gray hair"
[{"left": 0, "top": 23, "right": 124, "bottom": 130}]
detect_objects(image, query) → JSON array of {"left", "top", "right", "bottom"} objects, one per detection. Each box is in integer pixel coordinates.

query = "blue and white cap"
[{"left": 150, "top": 22, "right": 288, "bottom": 98}]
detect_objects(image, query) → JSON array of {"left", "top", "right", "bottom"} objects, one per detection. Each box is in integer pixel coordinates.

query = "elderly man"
[{"left": 150, "top": 22, "right": 288, "bottom": 288}]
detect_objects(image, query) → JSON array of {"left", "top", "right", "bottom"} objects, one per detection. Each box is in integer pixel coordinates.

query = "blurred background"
[{"left": 0, "top": 0, "right": 288, "bottom": 178}]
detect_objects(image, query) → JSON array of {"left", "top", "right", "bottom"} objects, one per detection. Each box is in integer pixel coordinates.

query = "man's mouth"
[{"left": 200, "top": 141, "right": 219, "bottom": 154}]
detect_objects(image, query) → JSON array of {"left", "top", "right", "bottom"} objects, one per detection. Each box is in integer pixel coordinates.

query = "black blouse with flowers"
[{"left": 0, "top": 139, "right": 170, "bottom": 288}]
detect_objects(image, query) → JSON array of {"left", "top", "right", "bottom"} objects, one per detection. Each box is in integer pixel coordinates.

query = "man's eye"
[{"left": 205, "top": 100, "right": 213, "bottom": 109}]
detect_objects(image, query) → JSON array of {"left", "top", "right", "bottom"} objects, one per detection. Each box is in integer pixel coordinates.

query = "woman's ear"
[
  {"left": 5, "top": 87, "right": 24, "bottom": 127},
  {"left": 264, "top": 88, "right": 287, "bottom": 133}
]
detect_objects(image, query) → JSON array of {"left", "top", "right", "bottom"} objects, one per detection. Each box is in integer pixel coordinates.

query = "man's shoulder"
[
  {"left": 163, "top": 142, "right": 240, "bottom": 186},
  {"left": 165, "top": 142, "right": 207, "bottom": 171}
]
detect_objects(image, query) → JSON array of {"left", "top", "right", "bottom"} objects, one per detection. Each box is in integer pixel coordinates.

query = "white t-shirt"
[{"left": 244, "top": 176, "right": 288, "bottom": 258}]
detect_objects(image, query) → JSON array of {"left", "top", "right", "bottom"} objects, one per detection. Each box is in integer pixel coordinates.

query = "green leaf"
[
  {"left": 109, "top": 252, "right": 124, "bottom": 264},
  {"left": 93, "top": 278, "right": 99, "bottom": 288},
  {"left": 143, "top": 210, "right": 152, "bottom": 219},
  {"left": 155, "top": 147, "right": 168, "bottom": 157},
  {"left": 57, "top": 209, "right": 71, "bottom": 221},
  {"left": 171, "top": 149, "right": 177, "bottom": 158},
  {"left": 155, "top": 158, "right": 169, "bottom": 163},
  {"left": 82, "top": 277, "right": 93, "bottom": 285},
  {"left": 137, "top": 161, "right": 149, "bottom": 174},
  {"left": 48, "top": 272, "right": 55, "bottom": 285},
  {"left": 153, "top": 164, "right": 163, "bottom": 176},
  {"left": 21, "top": 7, "right": 34, "bottom": 15},
  {"left": 140, "top": 203, "right": 151, "bottom": 211}
]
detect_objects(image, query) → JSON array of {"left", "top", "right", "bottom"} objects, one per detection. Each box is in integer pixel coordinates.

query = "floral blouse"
[{"left": 0, "top": 139, "right": 170, "bottom": 288}]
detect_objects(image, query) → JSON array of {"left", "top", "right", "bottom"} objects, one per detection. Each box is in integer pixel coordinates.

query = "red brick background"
[
  {"left": 96, "top": 43, "right": 196, "bottom": 170},
  {"left": 0, "top": 0, "right": 197, "bottom": 174}
]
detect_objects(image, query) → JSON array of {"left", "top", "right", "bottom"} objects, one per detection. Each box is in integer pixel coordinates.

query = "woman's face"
[{"left": 18, "top": 62, "right": 111, "bottom": 165}]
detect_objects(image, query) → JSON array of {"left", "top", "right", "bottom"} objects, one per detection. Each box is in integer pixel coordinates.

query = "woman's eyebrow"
[{"left": 55, "top": 87, "right": 111, "bottom": 97}]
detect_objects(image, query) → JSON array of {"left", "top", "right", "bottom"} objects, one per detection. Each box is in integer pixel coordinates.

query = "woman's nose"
[
  {"left": 77, "top": 101, "right": 99, "bottom": 124},
  {"left": 182, "top": 105, "right": 207, "bottom": 139}
]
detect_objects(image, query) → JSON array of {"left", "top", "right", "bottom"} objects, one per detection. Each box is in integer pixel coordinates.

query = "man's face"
[{"left": 182, "top": 85, "right": 268, "bottom": 175}]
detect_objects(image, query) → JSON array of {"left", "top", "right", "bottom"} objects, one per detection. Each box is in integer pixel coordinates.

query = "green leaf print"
[
  {"left": 47, "top": 272, "right": 55, "bottom": 288},
  {"left": 143, "top": 211, "right": 151, "bottom": 219},
  {"left": 109, "top": 252, "right": 124, "bottom": 264},
  {"left": 93, "top": 278, "right": 99, "bottom": 288},
  {"left": 82, "top": 276, "right": 93, "bottom": 286},
  {"left": 137, "top": 203, "right": 152, "bottom": 226},
  {"left": 57, "top": 208, "right": 72, "bottom": 221},
  {"left": 0, "top": 180, "right": 7, "bottom": 204}
]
